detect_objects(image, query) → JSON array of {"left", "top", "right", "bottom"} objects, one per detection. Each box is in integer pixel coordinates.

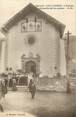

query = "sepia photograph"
[{"left": 0, "top": 0, "right": 76, "bottom": 117}]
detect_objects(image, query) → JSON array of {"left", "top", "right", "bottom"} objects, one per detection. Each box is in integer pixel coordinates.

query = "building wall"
[
  {"left": 0, "top": 39, "right": 6, "bottom": 73},
  {"left": 5, "top": 13, "right": 60, "bottom": 77},
  {"left": 0, "top": 41, "right": 2, "bottom": 72}
]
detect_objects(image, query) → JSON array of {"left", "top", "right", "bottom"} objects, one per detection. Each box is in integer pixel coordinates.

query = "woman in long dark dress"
[
  {"left": 0, "top": 80, "right": 4, "bottom": 112},
  {"left": 1, "top": 79, "right": 6, "bottom": 97}
]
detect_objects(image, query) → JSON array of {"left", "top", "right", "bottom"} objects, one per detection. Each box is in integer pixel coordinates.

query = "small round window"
[{"left": 28, "top": 35, "right": 35, "bottom": 45}]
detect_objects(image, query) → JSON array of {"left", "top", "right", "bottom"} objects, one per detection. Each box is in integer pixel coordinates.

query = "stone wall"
[
  {"left": 69, "top": 78, "right": 76, "bottom": 93},
  {"left": 36, "top": 76, "right": 67, "bottom": 92}
]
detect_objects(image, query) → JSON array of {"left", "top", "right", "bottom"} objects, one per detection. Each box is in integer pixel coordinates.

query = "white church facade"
[{"left": 0, "top": 3, "right": 66, "bottom": 80}]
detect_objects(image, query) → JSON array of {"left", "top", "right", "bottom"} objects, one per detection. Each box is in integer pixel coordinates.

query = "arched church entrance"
[
  {"left": 25, "top": 61, "right": 36, "bottom": 75},
  {"left": 21, "top": 53, "right": 40, "bottom": 85}
]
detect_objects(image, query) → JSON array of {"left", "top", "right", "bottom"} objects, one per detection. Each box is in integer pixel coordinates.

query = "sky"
[{"left": 0, "top": 0, "right": 76, "bottom": 35}]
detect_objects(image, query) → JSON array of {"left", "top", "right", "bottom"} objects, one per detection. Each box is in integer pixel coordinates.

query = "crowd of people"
[{"left": 0, "top": 72, "right": 36, "bottom": 112}]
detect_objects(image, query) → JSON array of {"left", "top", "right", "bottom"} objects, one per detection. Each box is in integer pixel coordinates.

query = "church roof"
[
  {"left": 0, "top": 32, "right": 5, "bottom": 39},
  {"left": 1, "top": 3, "right": 65, "bottom": 37}
]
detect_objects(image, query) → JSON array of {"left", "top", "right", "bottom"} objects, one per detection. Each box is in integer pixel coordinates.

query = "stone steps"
[
  {"left": 16, "top": 86, "right": 28, "bottom": 92},
  {"left": 7, "top": 86, "right": 29, "bottom": 92}
]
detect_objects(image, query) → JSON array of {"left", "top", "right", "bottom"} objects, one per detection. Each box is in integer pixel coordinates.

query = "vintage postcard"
[{"left": 0, "top": 0, "right": 76, "bottom": 117}]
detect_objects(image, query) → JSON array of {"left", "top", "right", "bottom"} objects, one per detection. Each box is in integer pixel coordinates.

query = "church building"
[{"left": 1, "top": 3, "right": 65, "bottom": 79}]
